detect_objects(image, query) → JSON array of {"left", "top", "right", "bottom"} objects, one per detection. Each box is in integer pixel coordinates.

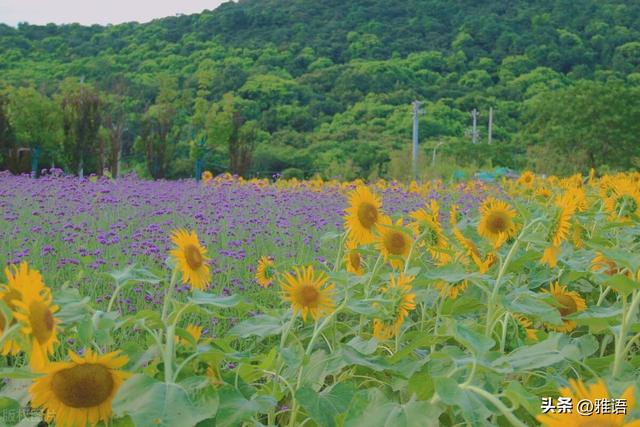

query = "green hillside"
[{"left": 1, "top": 0, "right": 640, "bottom": 179}]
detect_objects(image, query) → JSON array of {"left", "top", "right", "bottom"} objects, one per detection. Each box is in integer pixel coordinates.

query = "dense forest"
[{"left": 1, "top": 0, "right": 640, "bottom": 180}]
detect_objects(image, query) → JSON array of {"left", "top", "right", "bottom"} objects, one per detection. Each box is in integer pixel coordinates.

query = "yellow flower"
[
  {"left": 535, "top": 186, "right": 552, "bottom": 199},
  {"left": 280, "top": 266, "right": 336, "bottom": 322},
  {"left": 541, "top": 245, "right": 561, "bottom": 268},
  {"left": 255, "top": 256, "right": 276, "bottom": 288},
  {"left": 178, "top": 324, "right": 203, "bottom": 346},
  {"left": 170, "top": 229, "right": 211, "bottom": 290},
  {"left": 373, "top": 273, "right": 416, "bottom": 340},
  {"left": 451, "top": 227, "right": 494, "bottom": 273},
  {"left": 201, "top": 170, "right": 213, "bottom": 183},
  {"left": 376, "top": 217, "right": 413, "bottom": 269},
  {"left": 513, "top": 314, "right": 538, "bottom": 341},
  {"left": 206, "top": 365, "right": 223, "bottom": 387},
  {"left": 30, "top": 349, "right": 130, "bottom": 427},
  {"left": 434, "top": 279, "right": 468, "bottom": 299},
  {"left": 571, "top": 223, "right": 586, "bottom": 248},
  {"left": 0, "top": 265, "right": 26, "bottom": 355},
  {"left": 542, "top": 282, "right": 586, "bottom": 333},
  {"left": 410, "top": 200, "right": 450, "bottom": 265},
  {"left": 538, "top": 379, "right": 639, "bottom": 427},
  {"left": 344, "top": 186, "right": 385, "bottom": 245},
  {"left": 604, "top": 178, "right": 640, "bottom": 221},
  {"left": 591, "top": 253, "right": 630, "bottom": 277},
  {"left": 344, "top": 240, "right": 364, "bottom": 275},
  {"left": 449, "top": 204, "right": 460, "bottom": 227},
  {"left": 477, "top": 198, "right": 518, "bottom": 249},
  {"left": 10, "top": 262, "right": 59, "bottom": 369},
  {"left": 517, "top": 170, "right": 535, "bottom": 189}
]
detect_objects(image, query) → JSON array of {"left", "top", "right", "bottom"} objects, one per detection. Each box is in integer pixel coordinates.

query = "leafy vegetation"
[{"left": 1, "top": 0, "right": 640, "bottom": 178}]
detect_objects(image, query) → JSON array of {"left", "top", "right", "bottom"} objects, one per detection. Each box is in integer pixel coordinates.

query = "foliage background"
[{"left": 1, "top": 0, "right": 640, "bottom": 179}]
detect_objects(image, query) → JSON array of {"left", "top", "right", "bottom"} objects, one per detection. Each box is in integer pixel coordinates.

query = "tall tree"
[
  {"left": 59, "top": 79, "right": 102, "bottom": 177},
  {"left": 103, "top": 92, "right": 126, "bottom": 177},
  {"left": 0, "top": 93, "right": 16, "bottom": 171},
  {"left": 522, "top": 80, "right": 640, "bottom": 172},
  {"left": 6, "top": 86, "right": 63, "bottom": 176},
  {"left": 206, "top": 94, "right": 258, "bottom": 177},
  {"left": 138, "top": 103, "right": 175, "bottom": 179}
]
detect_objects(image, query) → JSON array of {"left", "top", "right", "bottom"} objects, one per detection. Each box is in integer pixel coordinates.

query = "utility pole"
[
  {"left": 412, "top": 100, "right": 423, "bottom": 181},
  {"left": 488, "top": 107, "right": 493, "bottom": 145},
  {"left": 471, "top": 108, "right": 479, "bottom": 144}
]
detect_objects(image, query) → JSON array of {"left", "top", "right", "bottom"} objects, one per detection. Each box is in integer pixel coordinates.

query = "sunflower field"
[{"left": 1, "top": 169, "right": 640, "bottom": 426}]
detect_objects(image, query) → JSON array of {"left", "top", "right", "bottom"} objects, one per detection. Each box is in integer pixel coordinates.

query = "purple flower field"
[{"left": 0, "top": 170, "right": 489, "bottom": 320}]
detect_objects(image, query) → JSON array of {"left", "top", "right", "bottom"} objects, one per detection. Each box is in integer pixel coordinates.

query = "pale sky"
[{"left": 0, "top": 0, "right": 229, "bottom": 26}]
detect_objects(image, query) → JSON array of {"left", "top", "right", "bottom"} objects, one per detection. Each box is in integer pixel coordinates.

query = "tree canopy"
[{"left": 1, "top": 0, "right": 639, "bottom": 178}]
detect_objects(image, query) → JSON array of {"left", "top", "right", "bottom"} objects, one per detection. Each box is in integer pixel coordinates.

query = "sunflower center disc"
[
  {"left": 357, "top": 203, "right": 378, "bottom": 229},
  {"left": 349, "top": 251, "right": 361, "bottom": 269},
  {"left": 298, "top": 285, "right": 319, "bottom": 307},
  {"left": 555, "top": 294, "right": 578, "bottom": 317},
  {"left": 184, "top": 245, "right": 203, "bottom": 269},
  {"left": 487, "top": 213, "right": 508, "bottom": 234},
  {"left": 385, "top": 232, "right": 407, "bottom": 255},
  {"left": 29, "top": 300, "right": 54, "bottom": 344},
  {"left": 51, "top": 363, "right": 114, "bottom": 408}
]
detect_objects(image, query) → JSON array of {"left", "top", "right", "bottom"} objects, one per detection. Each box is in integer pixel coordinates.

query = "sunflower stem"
[
  {"left": 164, "top": 323, "right": 176, "bottom": 383},
  {"left": 359, "top": 255, "right": 382, "bottom": 334},
  {"left": 460, "top": 385, "right": 527, "bottom": 427},
  {"left": 483, "top": 218, "right": 543, "bottom": 338},
  {"left": 159, "top": 269, "right": 179, "bottom": 384},
  {"left": 500, "top": 312, "right": 510, "bottom": 353},
  {"left": 161, "top": 268, "right": 179, "bottom": 323},
  {"left": 613, "top": 289, "right": 640, "bottom": 377},
  {"left": 280, "top": 311, "right": 297, "bottom": 349},
  {"left": 333, "top": 232, "right": 348, "bottom": 272}
]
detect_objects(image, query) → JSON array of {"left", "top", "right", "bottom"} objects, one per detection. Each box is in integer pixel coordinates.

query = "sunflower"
[
  {"left": 255, "top": 256, "right": 276, "bottom": 288},
  {"left": 477, "top": 198, "right": 518, "bottom": 249},
  {"left": 540, "top": 245, "right": 561, "bottom": 268},
  {"left": 451, "top": 227, "right": 494, "bottom": 273},
  {"left": 373, "top": 273, "right": 416, "bottom": 340},
  {"left": 449, "top": 204, "right": 460, "bottom": 227},
  {"left": 513, "top": 314, "right": 538, "bottom": 341},
  {"left": 542, "top": 282, "right": 586, "bottom": 333},
  {"left": 170, "top": 229, "right": 211, "bottom": 290},
  {"left": 178, "top": 324, "right": 203, "bottom": 346},
  {"left": 604, "top": 179, "right": 640, "bottom": 221},
  {"left": 571, "top": 222, "right": 586, "bottom": 249},
  {"left": 30, "top": 349, "right": 130, "bottom": 427},
  {"left": 591, "top": 253, "right": 631, "bottom": 278},
  {"left": 0, "top": 266, "right": 25, "bottom": 355},
  {"left": 535, "top": 186, "right": 552, "bottom": 200},
  {"left": 517, "top": 170, "right": 535, "bottom": 189},
  {"left": 206, "top": 365, "right": 223, "bottom": 388},
  {"left": 10, "top": 263, "right": 59, "bottom": 369},
  {"left": 548, "top": 194, "right": 576, "bottom": 247},
  {"left": 376, "top": 217, "right": 413, "bottom": 269},
  {"left": 567, "top": 187, "right": 588, "bottom": 212},
  {"left": 434, "top": 279, "right": 468, "bottom": 299},
  {"left": 344, "top": 240, "right": 364, "bottom": 275},
  {"left": 344, "top": 186, "right": 385, "bottom": 245},
  {"left": 475, "top": 252, "right": 496, "bottom": 274},
  {"left": 410, "top": 200, "right": 450, "bottom": 265},
  {"left": 280, "top": 266, "right": 336, "bottom": 322},
  {"left": 201, "top": 170, "right": 213, "bottom": 183},
  {"left": 538, "top": 379, "right": 639, "bottom": 427}
]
